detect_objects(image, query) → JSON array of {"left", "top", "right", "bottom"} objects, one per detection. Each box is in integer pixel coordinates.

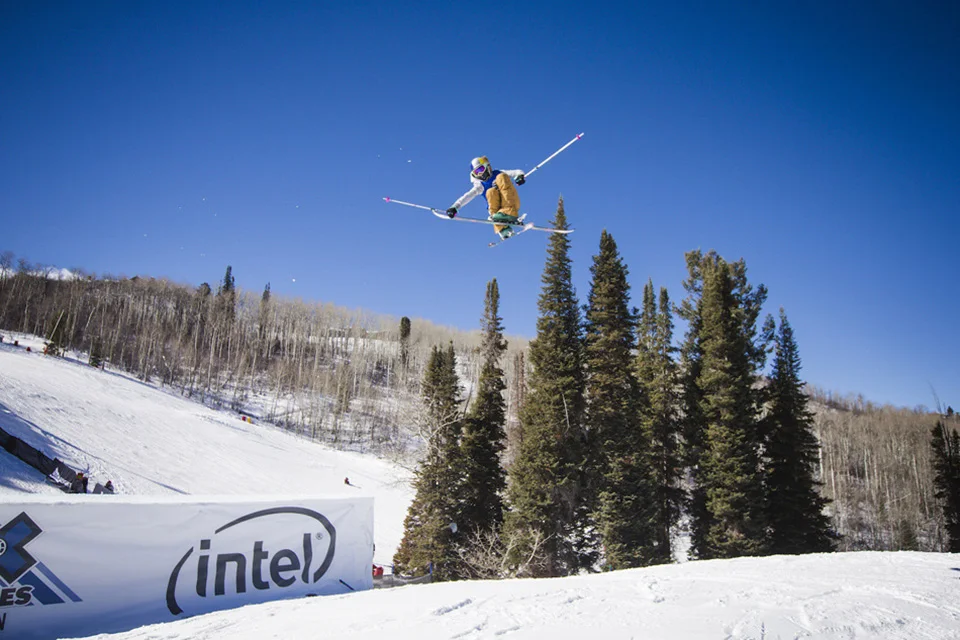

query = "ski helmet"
[{"left": 470, "top": 156, "right": 492, "bottom": 181}]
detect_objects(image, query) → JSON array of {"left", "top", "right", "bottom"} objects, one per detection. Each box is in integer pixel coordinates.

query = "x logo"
[{"left": 0, "top": 512, "right": 42, "bottom": 584}]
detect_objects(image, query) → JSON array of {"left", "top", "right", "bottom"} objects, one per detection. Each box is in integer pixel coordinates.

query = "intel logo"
[{"left": 165, "top": 507, "right": 336, "bottom": 615}]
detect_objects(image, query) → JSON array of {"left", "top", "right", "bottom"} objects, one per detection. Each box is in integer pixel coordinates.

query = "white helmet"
[{"left": 470, "top": 156, "right": 492, "bottom": 181}]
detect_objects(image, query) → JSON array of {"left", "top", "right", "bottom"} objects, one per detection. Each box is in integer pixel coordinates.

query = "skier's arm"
[
  {"left": 500, "top": 169, "right": 526, "bottom": 184},
  {"left": 450, "top": 181, "right": 483, "bottom": 211}
]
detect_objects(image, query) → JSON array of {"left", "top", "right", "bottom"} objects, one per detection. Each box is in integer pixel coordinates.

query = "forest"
[{"left": 1, "top": 216, "right": 956, "bottom": 574}]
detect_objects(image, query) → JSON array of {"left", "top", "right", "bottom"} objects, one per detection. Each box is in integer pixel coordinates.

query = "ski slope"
[
  {"left": 3, "top": 335, "right": 960, "bottom": 639},
  {"left": 0, "top": 334, "right": 413, "bottom": 567},
  {"left": 78, "top": 551, "right": 960, "bottom": 640}
]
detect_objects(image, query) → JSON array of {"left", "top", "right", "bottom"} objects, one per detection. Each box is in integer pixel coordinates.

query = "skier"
[{"left": 446, "top": 156, "right": 526, "bottom": 240}]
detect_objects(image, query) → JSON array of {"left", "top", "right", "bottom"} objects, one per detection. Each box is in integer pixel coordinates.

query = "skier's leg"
[
  {"left": 494, "top": 173, "right": 520, "bottom": 217},
  {"left": 486, "top": 185, "right": 507, "bottom": 236}
]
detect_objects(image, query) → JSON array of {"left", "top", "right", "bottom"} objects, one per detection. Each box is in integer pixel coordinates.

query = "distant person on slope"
[{"left": 446, "top": 156, "right": 525, "bottom": 240}]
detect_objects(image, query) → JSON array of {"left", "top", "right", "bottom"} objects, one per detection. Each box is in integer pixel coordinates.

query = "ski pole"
[
  {"left": 382, "top": 197, "right": 444, "bottom": 214},
  {"left": 524, "top": 132, "right": 584, "bottom": 179}
]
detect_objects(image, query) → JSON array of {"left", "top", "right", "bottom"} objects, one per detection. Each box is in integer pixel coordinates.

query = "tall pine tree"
[
  {"left": 677, "top": 255, "right": 710, "bottom": 557},
  {"left": 215, "top": 265, "right": 236, "bottom": 327},
  {"left": 636, "top": 280, "right": 683, "bottom": 562},
  {"left": 681, "top": 251, "right": 769, "bottom": 559},
  {"left": 931, "top": 419, "right": 960, "bottom": 551},
  {"left": 460, "top": 279, "right": 508, "bottom": 539},
  {"left": 399, "top": 316, "right": 412, "bottom": 370},
  {"left": 393, "top": 343, "right": 465, "bottom": 580},
  {"left": 584, "top": 231, "right": 658, "bottom": 569},
  {"left": 764, "top": 308, "right": 837, "bottom": 554},
  {"left": 504, "top": 197, "right": 587, "bottom": 577},
  {"left": 257, "top": 283, "right": 271, "bottom": 360}
]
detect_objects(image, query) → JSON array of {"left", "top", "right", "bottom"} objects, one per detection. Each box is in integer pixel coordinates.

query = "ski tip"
[{"left": 383, "top": 197, "right": 390, "bottom": 202}]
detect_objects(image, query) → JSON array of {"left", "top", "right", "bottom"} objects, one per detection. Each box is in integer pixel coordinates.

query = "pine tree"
[
  {"left": 459, "top": 279, "right": 508, "bottom": 540},
  {"left": 215, "top": 265, "right": 236, "bottom": 327},
  {"left": 681, "top": 251, "right": 769, "bottom": 559},
  {"left": 584, "top": 231, "right": 657, "bottom": 569},
  {"left": 399, "top": 316, "right": 411, "bottom": 370},
  {"left": 504, "top": 197, "right": 587, "bottom": 577},
  {"left": 764, "top": 308, "right": 837, "bottom": 554},
  {"left": 257, "top": 283, "right": 271, "bottom": 362},
  {"left": 393, "top": 343, "right": 465, "bottom": 580},
  {"left": 636, "top": 280, "right": 683, "bottom": 562},
  {"left": 88, "top": 339, "right": 104, "bottom": 368},
  {"left": 258, "top": 283, "right": 271, "bottom": 340},
  {"left": 931, "top": 419, "right": 960, "bottom": 551}
]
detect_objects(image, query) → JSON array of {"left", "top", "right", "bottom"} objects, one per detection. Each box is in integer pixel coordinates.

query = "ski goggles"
[{"left": 472, "top": 164, "right": 489, "bottom": 177}]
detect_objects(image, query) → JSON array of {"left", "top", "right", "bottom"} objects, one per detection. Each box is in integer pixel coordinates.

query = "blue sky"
[{"left": 2, "top": 2, "right": 957, "bottom": 409}]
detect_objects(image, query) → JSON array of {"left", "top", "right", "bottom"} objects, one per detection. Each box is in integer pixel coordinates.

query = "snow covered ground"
[
  {"left": 78, "top": 552, "right": 960, "bottom": 640},
  {"left": 2, "top": 332, "right": 959, "bottom": 639},
  {"left": 0, "top": 334, "right": 413, "bottom": 567}
]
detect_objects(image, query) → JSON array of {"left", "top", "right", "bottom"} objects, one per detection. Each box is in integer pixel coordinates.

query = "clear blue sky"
[{"left": 2, "top": 2, "right": 957, "bottom": 409}]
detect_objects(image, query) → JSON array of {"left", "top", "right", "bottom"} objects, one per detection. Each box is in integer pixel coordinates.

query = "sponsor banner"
[{"left": 0, "top": 496, "right": 373, "bottom": 640}]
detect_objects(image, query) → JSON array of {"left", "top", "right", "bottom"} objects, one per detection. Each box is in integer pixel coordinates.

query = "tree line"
[
  {"left": 0, "top": 249, "right": 526, "bottom": 457},
  {"left": 1, "top": 214, "right": 955, "bottom": 563},
  {"left": 392, "top": 197, "right": 957, "bottom": 581}
]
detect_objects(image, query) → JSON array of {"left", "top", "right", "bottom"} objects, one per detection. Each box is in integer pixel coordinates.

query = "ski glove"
[
  {"left": 446, "top": 207, "right": 458, "bottom": 218},
  {"left": 516, "top": 174, "right": 526, "bottom": 185}
]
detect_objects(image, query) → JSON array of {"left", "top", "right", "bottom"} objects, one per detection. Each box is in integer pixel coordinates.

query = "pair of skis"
[
  {"left": 382, "top": 199, "right": 566, "bottom": 246},
  {"left": 384, "top": 132, "right": 583, "bottom": 246}
]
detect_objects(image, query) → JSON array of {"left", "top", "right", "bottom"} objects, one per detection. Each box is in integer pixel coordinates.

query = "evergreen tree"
[
  {"left": 636, "top": 280, "right": 683, "bottom": 562},
  {"left": 44, "top": 311, "right": 66, "bottom": 356},
  {"left": 258, "top": 283, "right": 271, "bottom": 341},
  {"left": 681, "top": 251, "right": 769, "bottom": 559},
  {"left": 257, "top": 283, "right": 271, "bottom": 363},
  {"left": 504, "top": 197, "right": 587, "bottom": 577},
  {"left": 394, "top": 343, "right": 465, "bottom": 580},
  {"left": 399, "top": 316, "right": 411, "bottom": 370},
  {"left": 88, "top": 339, "right": 103, "bottom": 368},
  {"left": 931, "top": 419, "right": 960, "bottom": 551},
  {"left": 460, "top": 279, "right": 508, "bottom": 539},
  {"left": 677, "top": 255, "right": 709, "bottom": 557},
  {"left": 764, "top": 308, "right": 837, "bottom": 554},
  {"left": 215, "top": 265, "right": 236, "bottom": 327},
  {"left": 584, "top": 231, "right": 657, "bottom": 569}
]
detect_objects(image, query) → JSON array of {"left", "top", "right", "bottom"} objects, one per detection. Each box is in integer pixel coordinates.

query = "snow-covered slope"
[
  {"left": 3, "top": 334, "right": 960, "bottom": 639},
  {"left": 0, "top": 335, "right": 413, "bottom": 567},
  {"left": 79, "top": 551, "right": 960, "bottom": 640}
]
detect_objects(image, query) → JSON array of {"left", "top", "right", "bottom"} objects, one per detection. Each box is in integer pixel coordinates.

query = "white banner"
[{"left": 0, "top": 496, "right": 374, "bottom": 640}]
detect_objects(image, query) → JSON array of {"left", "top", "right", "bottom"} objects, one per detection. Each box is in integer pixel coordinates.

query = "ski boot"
[
  {"left": 490, "top": 211, "right": 519, "bottom": 240},
  {"left": 490, "top": 211, "right": 520, "bottom": 225}
]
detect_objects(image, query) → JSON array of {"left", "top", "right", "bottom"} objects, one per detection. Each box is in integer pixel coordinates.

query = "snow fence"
[{"left": 0, "top": 495, "right": 374, "bottom": 640}]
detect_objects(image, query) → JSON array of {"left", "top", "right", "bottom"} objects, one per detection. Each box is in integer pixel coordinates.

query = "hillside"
[
  {"left": 0, "top": 334, "right": 413, "bottom": 567},
  {"left": 3, "top": 335, "right": 959, "bottom": 640}
]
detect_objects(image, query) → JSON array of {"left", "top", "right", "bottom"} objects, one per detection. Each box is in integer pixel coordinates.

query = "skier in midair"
[{"left": 446, "top": 156, "right": 525, "bottom": 240}]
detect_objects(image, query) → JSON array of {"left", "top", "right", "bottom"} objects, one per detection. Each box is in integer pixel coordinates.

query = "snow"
[
  {"left": 2, "top": 334, "right": 960, "bottom": 639},
  {"left": 77, "top": 552, "right": 960, "bottom": 639},
  {"left": 0, "top": 335, "right": 413, "bottom": 568}
]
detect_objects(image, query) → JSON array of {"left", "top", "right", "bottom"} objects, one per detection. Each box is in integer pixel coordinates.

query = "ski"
[
  {"left": 383, "top": 198, "right": 574, "bottom": 234},
  {"left": 488, "top": 223, "right": 536, "bottom": 247}
]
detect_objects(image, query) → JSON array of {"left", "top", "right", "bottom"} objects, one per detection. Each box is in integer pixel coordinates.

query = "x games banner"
[{"left": 0, "top": 496, "right": 374, "bottom": 640}]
